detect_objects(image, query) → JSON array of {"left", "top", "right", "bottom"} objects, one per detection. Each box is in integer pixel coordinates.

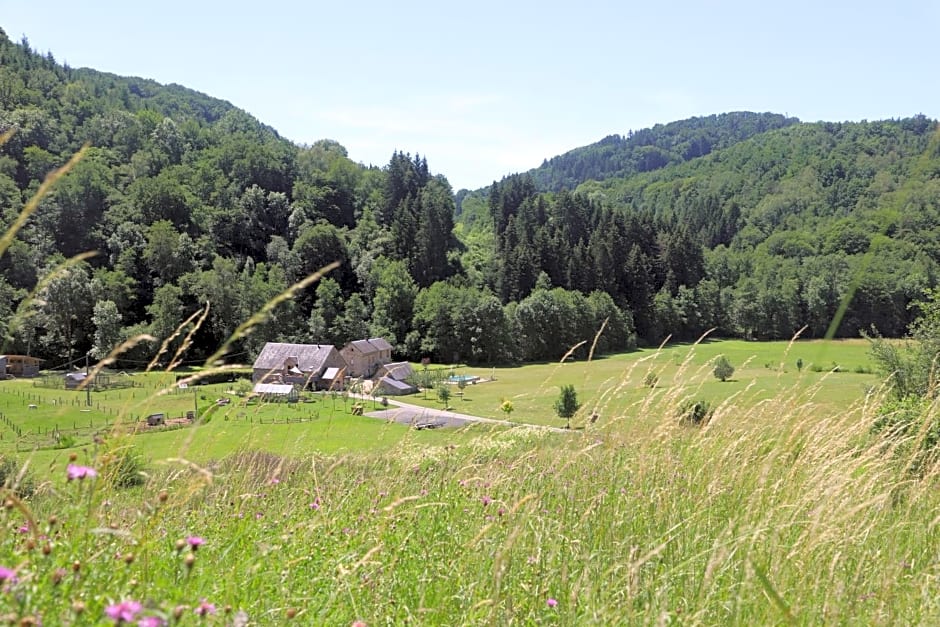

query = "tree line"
[{"left": 0, "top": 29, "right": 937, "bottom": 368}]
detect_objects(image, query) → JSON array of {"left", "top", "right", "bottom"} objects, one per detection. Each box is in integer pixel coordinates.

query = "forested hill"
[
  {"left": 1, "top": 28, "right": 938, "bottom": 368},
  {"left": 525, "top": 112, "right": 799, "bottom": 192}
]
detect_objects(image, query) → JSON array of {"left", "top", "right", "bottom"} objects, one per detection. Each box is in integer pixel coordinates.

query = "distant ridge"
[{"left": 522, "top": 111, "right": 799, "bottom": 193}]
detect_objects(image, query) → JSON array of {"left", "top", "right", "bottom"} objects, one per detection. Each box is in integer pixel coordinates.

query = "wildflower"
[
  {"left": 105, "top": 599, "right": 142, "bottom": 623},
  {"left": 309, "top": 498, "right": 320, "bottom": 510},
  {"left": 481, "top": 495, "right": 491, "bottom": 506},
  {"left": 52, "top": 568, "right": 66, "bottom": 585},
  {"left": 66, "top": 464, "right": 97, "bottom": 481},
  {"left": 547, "top": 598, "right": 558, "bottom": 608},
  {"left": 0, "top": 566, "right": 17, "bottom": 583},
  {"left": 137, "top": 617, "right": 166, "bottom": 627},
  {"left": 194, "top": 600, "right": 216, "bottom": 616},
  {"left": 269, "top": 477, "right": 280, "bottom": 485},
  {"left": 186, "top": 536, "right": 205, "bottom": 550}
]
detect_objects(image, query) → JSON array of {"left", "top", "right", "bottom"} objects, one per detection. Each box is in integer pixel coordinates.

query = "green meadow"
[
  {"left": 407, "top": 338, "right": 878, "bottom": 426},
  {"left": 7, "top": 338, "right": 940, "bottom": 625}
]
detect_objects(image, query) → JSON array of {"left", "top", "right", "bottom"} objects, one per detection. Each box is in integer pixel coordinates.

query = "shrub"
[
  {"left": 0, "top": 456, "right": 36, "bottom": 497},
  {"left": 99, "top": 442, "right": 146, "bottom": 488},
  {"left": 871, "top": 396, "right": 940, "bottom": 473},
  {"left": 644, "top": 371, "right": 659, "bottom": 388},
  {"left": 678, "top": 399, "right": 713, "bottom": 425},
  {"left": 713, "top": 355, "right": 735, "bottom": 382}
]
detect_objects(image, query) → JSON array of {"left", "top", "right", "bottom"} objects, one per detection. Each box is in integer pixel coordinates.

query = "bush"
[
  {"left": 99, "top": 442, "right": 146, "bottom": 488},
  {"left": 644, "top": 372, "right": 659, "bottom": 388},
  {"left": 871, "top": 396, "right": 940, "bottom": 474},
  {"left": 678, "top": 399, "right": 713, "bottom": 425},
  {"left": 0, "top": 456, "right": 36, "bottom": 497},
  {"left": 713, "top": 355, "right": 735, "bottom": 382}
]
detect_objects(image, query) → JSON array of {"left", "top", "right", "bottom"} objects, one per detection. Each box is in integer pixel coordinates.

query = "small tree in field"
[
  {"left": 554, "top": 384, "right": 581, "bottom": 429},
  {"left": 500, "top": 399, "right": 513, "bottom": 418},
  {"left": 713, "top": 355, "right": 735, "bottom": 382},
  {"left": 437, "top": 384, "right": 451, "bottom": 408}
]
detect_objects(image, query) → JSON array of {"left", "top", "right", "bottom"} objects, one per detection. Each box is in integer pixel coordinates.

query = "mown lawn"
[{"left": 404, "top": 338, "right": 879, "bottom": 426}]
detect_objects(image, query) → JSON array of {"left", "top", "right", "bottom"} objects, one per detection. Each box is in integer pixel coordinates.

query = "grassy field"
[
  {"left": 406, "top": 338, "right": 879, "bottom": 427},
  {"left": 0, "top": 373, "right": 477, "bottom": 484},
  {"left": 0, "top": 339, "right": 880, "bottom": 483},
  {"left": 3, "top": 348, "right": 938, "bottom": 625}
]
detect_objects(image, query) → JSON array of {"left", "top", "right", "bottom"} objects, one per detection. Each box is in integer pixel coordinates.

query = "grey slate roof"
[
  {"left": 376, "top": 376, "right": 415, "bottom": 392},
  {"left": 367, "top": 337, "right": 393, "bottom": 352},
  {"left": 346, "top": 337, "right": 392, "bottom": 355},
  {"left": 253, "top": 383, "right": 295, "bottom": 395},
  {"left": 253, "top": 343, "right": 338, "bottom": 374},
  {"left": 378, "top": 361, "right": 413, "bottom": 381}
]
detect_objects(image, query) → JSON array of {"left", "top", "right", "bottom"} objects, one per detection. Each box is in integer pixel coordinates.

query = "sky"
[{"left": 3, "top": 0, "right": 939, "bottom": 190}]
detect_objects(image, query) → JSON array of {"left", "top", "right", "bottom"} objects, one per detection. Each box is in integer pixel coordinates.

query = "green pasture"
[
  {"left": 406, "top": 339, "right": 881, "bottom": 426},
  {"left": 0, "top": 373, "right": 469, "bottom": 481},
  {"left": 1, "top": 339, "right": 883, "bottom": 481}
]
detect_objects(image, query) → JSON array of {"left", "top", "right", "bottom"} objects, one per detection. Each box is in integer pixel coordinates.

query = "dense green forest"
[{"left": 0, "top": 28, "right": 937, "bottom": 368}]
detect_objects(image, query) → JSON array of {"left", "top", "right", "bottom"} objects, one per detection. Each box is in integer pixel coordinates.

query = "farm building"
[
  {"left": 2, "top": 355, "right": 42, "bottom": 378},
  {"left": 251, "top": 343, "right": 348, "bottom": 390},
  {"left": 375, "top": 361, "right": 413, "bottom": 382},
  {"left": 252, "top": 382, "right": 300, "bottom": 402},
  {"left": 340, "top": 338, "right": 393, "bottom": 377},
  {"left": 374, "top": 376, "right": 417, "bottom": 396},
  {"left": 320, "top": 366, "right": 345, "bottom": 391}
]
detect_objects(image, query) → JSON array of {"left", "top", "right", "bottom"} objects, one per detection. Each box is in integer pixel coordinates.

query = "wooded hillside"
[{"left": 0, "top": 28, "right": 936, "bottom": 366}]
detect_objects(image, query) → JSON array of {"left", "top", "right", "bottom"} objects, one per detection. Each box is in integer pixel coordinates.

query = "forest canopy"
[{"left": 0, "top": 29, "right": 937, "bottom": 367}]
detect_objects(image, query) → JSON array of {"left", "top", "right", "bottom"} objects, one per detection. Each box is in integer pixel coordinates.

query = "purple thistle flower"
[
  {"left": 194, "top": 599, "right": 216, "bottom": 617},
  {"left": 105, "top": 599, "right": 142, "bottom": 623},
  {"left": 66, "top": 464, "right": 97, "bottom": 481},
  {"left": 137, "top": 617, "right": 166, "bottom": 627},
  {"left": 481, "top": 495, "right": 492, "bottom": 506},
  {"left": 547, "top": 598, "right": 558, "bottom": 608},
  {"left": 186, "top": 536, "right": 205, "bottom": 550},
  {"left": 0, "top": 566, "right": 17, "bottom": 583}
]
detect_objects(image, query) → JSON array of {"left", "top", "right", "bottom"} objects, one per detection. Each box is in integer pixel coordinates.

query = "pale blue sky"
[{"left": 3, "top": 0, "right": 938, "bottom": 190}]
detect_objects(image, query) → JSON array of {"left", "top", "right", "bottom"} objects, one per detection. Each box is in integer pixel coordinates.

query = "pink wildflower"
[
  {"left": 194, "top": 599, "right": 216, "bottom": 616},
  {"left": 547, "top": 598, "right": 558, "bottom": 608},
  {"left": 0, "top": 566, "right": 17, "bottom": 583},
  {"left": 67, "top": 464, "right": 98, "bottom": 481},
  {"left": 105, "top": 599, "right": 142, "bottom": 623},
  {"left": 137, "top": 617, "right": 166, "bottom": 627},
  {"left": 187, "top": 536, "right": 205, "bottom": 550}
]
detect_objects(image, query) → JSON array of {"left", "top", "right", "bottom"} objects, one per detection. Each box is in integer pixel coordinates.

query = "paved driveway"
[{"left": 360, "top": 396, "right": 568, "bottom": 433}]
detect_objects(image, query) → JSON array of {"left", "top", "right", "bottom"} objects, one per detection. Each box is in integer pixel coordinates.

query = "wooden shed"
[{"left": 3, "top": 355, "right": 42, "bottom": 378}]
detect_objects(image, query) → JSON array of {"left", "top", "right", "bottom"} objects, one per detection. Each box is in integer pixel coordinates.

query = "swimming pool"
[{"left": 447, "top": 374, "right": 480, "bottom": 384}]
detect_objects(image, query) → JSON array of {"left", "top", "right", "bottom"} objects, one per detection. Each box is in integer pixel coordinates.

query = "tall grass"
[{"left": 2, "top": 369, "right": 939, "bottom": 625}]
